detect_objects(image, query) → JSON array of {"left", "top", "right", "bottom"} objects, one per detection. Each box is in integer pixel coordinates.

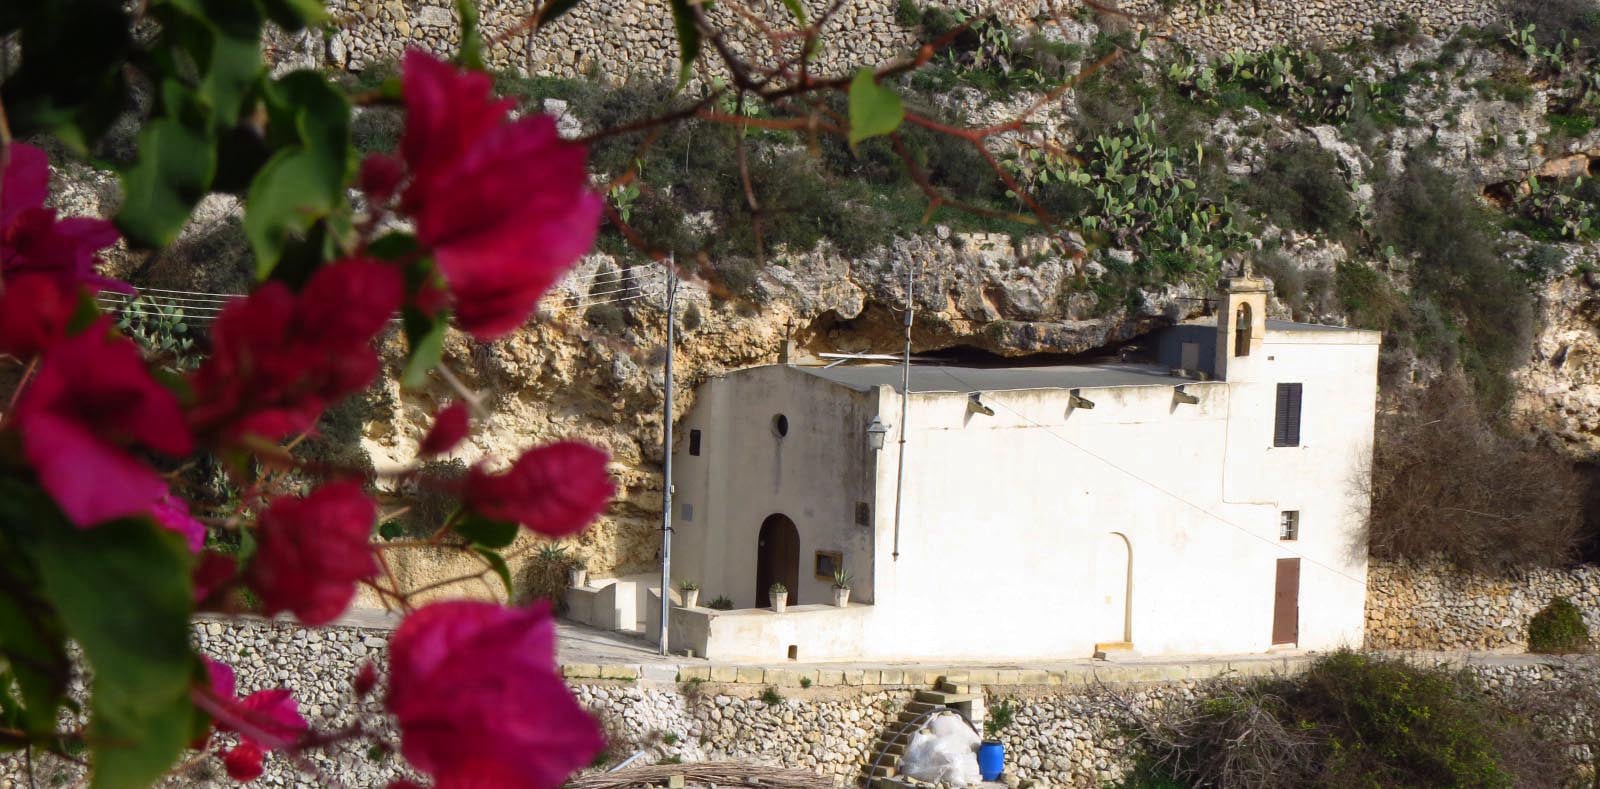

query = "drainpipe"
[{"left": 892, "top": 259, "right": 915, "bottom": 561}]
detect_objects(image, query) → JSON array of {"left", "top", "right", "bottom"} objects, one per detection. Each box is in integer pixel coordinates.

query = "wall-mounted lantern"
[{"left": 866, "top": 416, "right": 889, "bottom": 451}]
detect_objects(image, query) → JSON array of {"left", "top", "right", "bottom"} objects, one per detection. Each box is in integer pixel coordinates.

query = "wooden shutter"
[{"left": 1274, "top": 383, "right": 1303, "bottom": 447}]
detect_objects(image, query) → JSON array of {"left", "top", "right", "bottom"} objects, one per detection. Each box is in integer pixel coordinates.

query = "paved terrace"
[{"left": 331, "top": 610, "right": 1579, "bottom": 689}]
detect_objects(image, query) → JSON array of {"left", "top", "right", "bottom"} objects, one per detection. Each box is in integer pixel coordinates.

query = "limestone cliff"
[{"left": 38, "top": 5, "right": 1600, "bottom": 585}]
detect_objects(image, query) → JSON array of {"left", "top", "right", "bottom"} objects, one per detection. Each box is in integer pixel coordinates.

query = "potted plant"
[
  {"left": 831, "top": 569, "right": 852, "bottom": 607},
  {"left": 769, "top": 582, "right": 788, "bottom": 613},
  {"left": 567, "top": 558, "right": 587, "bottom": 589},
  {"left": 978, "top": 698, "right": 1014, "bottom": 782},
  {"left": 678, "top": 579, "right": 700, "bottom": 609}
]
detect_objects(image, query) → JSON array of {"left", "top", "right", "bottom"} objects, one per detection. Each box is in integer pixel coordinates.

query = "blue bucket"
[{"left": 977, "top": 740, "right": 1005, "bottom": 781}]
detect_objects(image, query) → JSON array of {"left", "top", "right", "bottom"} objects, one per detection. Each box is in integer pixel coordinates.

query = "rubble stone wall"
[
  {"left": 1366, "top": 560, "right": 1600, "bottom": 651},
  {"left": 289, "top": 0, "right": 1505, "bottom": 80}
]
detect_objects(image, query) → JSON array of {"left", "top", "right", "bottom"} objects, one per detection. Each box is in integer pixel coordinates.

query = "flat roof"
[
  {"left": 1264, "top": 319, "right": 1371, "bottom": 334},
  {"left": 794, "top": 362, "right": 1195, "bottom": 394}
]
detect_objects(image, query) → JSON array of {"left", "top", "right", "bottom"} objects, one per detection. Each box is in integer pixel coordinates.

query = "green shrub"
[
  {"left": 760, "top": 686, "right": 784, "bottom": 706},
  {"left": 1245, "top": 141, "right": 1356, "bottom": 237},
  {"left": 1528, "top": 597, "right": 1591, "bottom": 653},
  {"left": 1371, "top": 158, "right": 1533, "bottom": 408},
  {"left": 1126, "top": 650, "right": 1572, "bottom": 788}
]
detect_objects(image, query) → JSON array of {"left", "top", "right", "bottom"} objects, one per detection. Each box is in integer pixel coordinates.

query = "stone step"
[
  {"left": 904, "top": 700, "right": 941, "bottom": 715},
  {"left": 1094, "top": 641, "right": 1137, "bottom": 660},
  {"left": 877, "top": 729, "right": 914, "bottom": 745},
  {"left": 935, "top": 678, "right": 972, "bottom": 694},
  {"left": 895, "top": 710, "right": 925, "bottom": 724},
  {"left": 916, "top": 689, "right": 982, "bottom": 705}
]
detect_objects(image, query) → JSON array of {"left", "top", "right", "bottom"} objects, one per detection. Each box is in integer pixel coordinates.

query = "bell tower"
[{"left": 1214, "top": 275, "right": 1268, "bottom": 381}]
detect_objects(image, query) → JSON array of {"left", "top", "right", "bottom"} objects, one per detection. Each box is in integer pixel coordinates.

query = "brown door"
[
  {"left": 756, "top": 514, "right": 800, "bottom": 607},
  {"left": 1272, "top": 558, "right": 1300, "bottom": 645}
]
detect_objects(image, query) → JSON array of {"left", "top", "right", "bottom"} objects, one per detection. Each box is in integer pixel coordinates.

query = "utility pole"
[
  {"left": 892, "top": 258, "right": 914, "bottom": 561},
  {"left": 658, "top": 257, "right": 677, "bottom": 656}
]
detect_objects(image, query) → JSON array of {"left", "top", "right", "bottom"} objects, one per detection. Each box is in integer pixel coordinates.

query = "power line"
[{"left": 935, "top": 367, "right": 1368, "bottom": 589}]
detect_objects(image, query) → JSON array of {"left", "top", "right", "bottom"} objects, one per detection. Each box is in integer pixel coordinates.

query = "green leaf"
[
  {"left": 0, "top": 524, "right": 68, "bottom": 737},
  {"left": 454, "top": 0, "right": 485, "bottom": 70},
  {"left": 668, "top": 0, "right": 702, "bottom": 87},
  {"left": 245, "top": 149, "right": 341, "bottom": 277},
  {"left": 12, "top": 507, "right": 196, "bottom": 789},
  {"left": 1, "top": 0, "right": 134, "bottom": 147},
  {"left": 535, "top": 0, "right": 584, "bottom": 28},
  {"left": 454, "top": 513, "right": 519, "bottom": 550},
  {"left": 401, "top": 308, "right": 447, "bottom": 389},
  {"left": 474, "top": 547, "right": 515, "bottom": 597},
  {"left": 116, "top": 110, "right": 217, "bottom": 249},
  {"left": 256, "top": 0, "right": 327, "bottom": 29},
  {"left": 778, "top": 0, "right": 807, "bottom": 25},
  {"left": 848, "top": 68, "right": 903, "bottom": 148},
  {"left": 247, "top": 73, "right": 352, "bottom": 276}
]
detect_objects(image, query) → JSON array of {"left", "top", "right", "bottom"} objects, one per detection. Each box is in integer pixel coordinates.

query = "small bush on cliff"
[
  {"left": 1365, "top": 380, "right": 1585, "bottom": 573},
  {"left": 1244, "top": 142, "right": 1356, "bottom": 238},
  {"left": 1371, "top": 158, "right": 1534, "bottom": 408},
  {"left": 1528, "top": 597, "right": 1591, "bottom": 654},
  {"left": 1124, "top": 650, "right": 1570, "bottom": 788}
]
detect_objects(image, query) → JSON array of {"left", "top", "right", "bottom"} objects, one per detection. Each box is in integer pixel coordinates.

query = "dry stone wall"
[
  {"left": 7, "top": 615, "right": 1600, "bottom": 787},
  {"left": 1366, "top": 560, "right": 1600, "bottom": 651},
  {"left": 291, "top": 0, "right": 1506, "bottom": 81}
]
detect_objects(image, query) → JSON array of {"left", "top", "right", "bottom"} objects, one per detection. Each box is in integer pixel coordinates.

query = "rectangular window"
[
  {"left": 1274, "top": 383, "right": 1303, "bottom": 447},
  {"left": 1279, "top": 511, "right": 1299, "bottom": 541},
  {"left": 688, "top": 429, "right": 702, "bottom": 456},
  {"left": 814, "top": 551, "right": 842, "bottom": 580},
  {"left": 854, "top": 502, "right": 871, "bottom": 527}
]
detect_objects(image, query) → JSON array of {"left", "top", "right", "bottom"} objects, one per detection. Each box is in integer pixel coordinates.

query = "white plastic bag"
[{"left": 899, "top": 712, "right": 981, "bottom": 786}]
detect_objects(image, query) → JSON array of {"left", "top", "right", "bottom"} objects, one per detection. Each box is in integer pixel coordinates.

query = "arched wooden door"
[{"left": 756, "top": 514, "right": 800, "bottom": 607}]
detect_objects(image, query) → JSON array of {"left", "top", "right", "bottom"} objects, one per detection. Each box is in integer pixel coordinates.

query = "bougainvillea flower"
[
  {"left": 12, "top": 322, "right": 193, "bottom": 527},
  {"left": 150, "top": 492, "right": 205, "bottom": 552},
  {"left": 462, "top": 441, "right": 613, "bottom": 537},
  {"left": 418, "top": 401, "right": 469, "bottom": 457},
  {"left": 1, "top": 142, "right": 126, "bottom": 292},
  {"left": 0, "top": 274, "right": 76, "bottom": 359},
  {"left": 222, "top": 740, "right": 265, "bottom": 782},
  {"left": 186, "top": 258, "right": 402, "bottom": 443},
  {"left": 248, "top": 481, "right": 379, "bottom": 626},
  {"left": 397, "top": 51, "right": 602, "bottom": 340},
  {"left": 193, "top": 550, "right": 238, "bottom": 607},
  {"left": 387, "top": 601, "right": 604, "bottom": 788},
  {"left": 198, "top": 657, "right": 309, "bottom": 762},
  {"left": 353, "top": 662, "right": 380, "bottom": 699}
]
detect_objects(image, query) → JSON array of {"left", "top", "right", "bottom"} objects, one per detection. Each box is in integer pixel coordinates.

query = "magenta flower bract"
[
  {"left": 12, "top": 321, "right": 193, "bottom": 527},
  {"left": 397, "top": 51, "right": 602, "bottom": 341},
  {"left": 463, "top": 441, "right": 614, "bottom": 538},
  {"left": 1, "top": 142, "right": 126, "bottom": 293},
  {"left": 248, "top": 481, "right": 379, "bottom": 627},
  {"left": 186, "top": 258, "right": 402, "bottom": 443},
  {"left": 418, "top": 401, "right": 470, "bottom": 457},
  {"left": 387, "top": 601, "right": 604, "bottom": 788}
]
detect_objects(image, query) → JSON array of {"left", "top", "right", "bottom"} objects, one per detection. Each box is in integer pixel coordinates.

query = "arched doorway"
[
  {"left": 1095, "top": 532, "right": 1132, "bottom": 644},
  {"left": 756, "top": 514, "right": 800, "bottom": 607}
]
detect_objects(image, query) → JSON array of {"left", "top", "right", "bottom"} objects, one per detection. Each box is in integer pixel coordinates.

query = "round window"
[{"left": 772, "top": 414, "right": 789, "bottom": 438}]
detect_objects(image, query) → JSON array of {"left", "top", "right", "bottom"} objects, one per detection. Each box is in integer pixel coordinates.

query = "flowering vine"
[{"left": 0, "top": 17, "right": 611, "bottom": 785}]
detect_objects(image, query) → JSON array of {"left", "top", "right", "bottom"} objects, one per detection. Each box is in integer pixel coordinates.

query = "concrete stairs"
[{"left": 859, "top": 677, "right": 986, "bottom": 786}]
